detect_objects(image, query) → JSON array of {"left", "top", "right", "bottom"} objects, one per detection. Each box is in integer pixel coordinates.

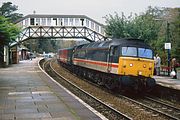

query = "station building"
[{"left": 8, "top": 14, "right": 105, "bottom": 65}]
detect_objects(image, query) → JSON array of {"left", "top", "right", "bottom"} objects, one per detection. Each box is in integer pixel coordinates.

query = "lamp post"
[
  {"left": 155, "top": 19, "right": 171, "bottom": 76},
  {"left": 165, "top": 22, "right": 171, "bottom": 76}
]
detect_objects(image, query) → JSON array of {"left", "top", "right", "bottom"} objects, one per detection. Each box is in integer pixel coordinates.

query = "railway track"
[
  {"left": 118, "top": 94, "right": 180, "bottom": 120},
  {"left": 42, "top": 58, "right": 180, "bottom": 120},
  {"left": 143, "top": 96, "right": 180, "bottom": 119},
  {"left": 42, "top": 59, "right": 132, "bottom": 120}
]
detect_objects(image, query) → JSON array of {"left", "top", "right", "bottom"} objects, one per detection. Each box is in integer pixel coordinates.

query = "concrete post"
[{"left": 4, "top": 46, "right": 9, "bottom": 66}]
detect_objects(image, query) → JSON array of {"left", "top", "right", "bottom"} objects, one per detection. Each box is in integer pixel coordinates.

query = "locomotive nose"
[{"left": 119, "top": 57, "right": 154, "bottom": 77}]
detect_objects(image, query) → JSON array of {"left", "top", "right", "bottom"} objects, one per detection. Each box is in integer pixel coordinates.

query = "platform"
[
  {"left": 0, "top": 58, "right": 107, "bottom": 120},
  {"left": 154, "top": 75, "right": 180, "bottom": 90}
]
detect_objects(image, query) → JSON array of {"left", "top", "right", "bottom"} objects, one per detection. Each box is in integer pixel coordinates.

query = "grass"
[{"left": 177, "top": 67, "right": 180, "bottom": 71}]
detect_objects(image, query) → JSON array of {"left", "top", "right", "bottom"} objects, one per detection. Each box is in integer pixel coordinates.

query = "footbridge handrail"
[{"left": 17, "top": 26, "right": 109, "bottom": 43}]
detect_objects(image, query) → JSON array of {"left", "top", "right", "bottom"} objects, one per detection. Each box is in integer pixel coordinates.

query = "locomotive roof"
[{"left": 76, "top": 38, "right": 151, "bottom": 49}]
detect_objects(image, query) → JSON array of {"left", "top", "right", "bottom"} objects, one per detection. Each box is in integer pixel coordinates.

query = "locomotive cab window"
[
  {"left": 138, "top": 48, "right": 153, "bottom": 59},
  {"left": 122, "top": 47, "right": 137, "bottom": 57}
]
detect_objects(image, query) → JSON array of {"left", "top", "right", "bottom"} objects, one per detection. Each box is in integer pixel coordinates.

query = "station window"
[
  {"left": 95, "top": 24, "right": 99, "bottom": 32},
  {"left": 86, "top": 19, "right": 89, "bottom": 27},
  {"left": 41, "top": 18, "right": 46, "bottom": 26},
  {"left": 91, "top": 22, "right": 94, "bottom": 30},
  {"left": 36, "top": 18, "right": 40, "bottom": 26},
  {"left": 69, "top": 18, "right": 74, "bottom": 26},
  {"left": 53, "top": 18, "right": 57, "bottom": 26},
  {"left": 30, "top": 18, "right": 35, "bottom": 25},
  {"left": 64, "top": 18, "right": 68, "bottom": 26},
  {"left": 47, "top": 18, "right": 51, "bottom": 26},
  {"left": 58, "top": 18, "right": 63, "bottom": 26},
  {"left": 75, "top": 18, "right": 80, "bottom": 26}
]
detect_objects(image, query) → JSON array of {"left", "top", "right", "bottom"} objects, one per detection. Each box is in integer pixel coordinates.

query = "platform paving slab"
[
  {"left": 154, "top": 75, "right": 180, "bottom": 90},
  {"left": 0, "top": 58, "right": 105, "bottom": 120}
]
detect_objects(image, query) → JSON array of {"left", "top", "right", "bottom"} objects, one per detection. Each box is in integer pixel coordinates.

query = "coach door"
[{"left": 107, "top": 46, "right": 115, "bottom": 73}]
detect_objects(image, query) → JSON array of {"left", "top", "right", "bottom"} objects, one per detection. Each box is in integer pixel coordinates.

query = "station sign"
[{"left": 165, "top": 43, "right": 171, "bottom": 49}]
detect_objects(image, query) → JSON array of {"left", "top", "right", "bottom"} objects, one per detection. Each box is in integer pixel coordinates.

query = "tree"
[
  {"left": 167, "top": 8, "right": 180, "bottom": 60},
  {"left": 104, "top": 12, "right": 130, "bottom": 38},
  {"left": 104, "top": 7, "right": 180, "bottom": 65},
  {"left": 0, "top": 16, "right": 21, "bottom": 65},
  {"left": 0, "top": 2, "right": 22, "bottom": 66},
  {"left": 0, "top": 2, "right": 23, "bottom": 22},
  {"left": 104, "top": 8, "right": 162, "bottom": 42},
  {"left": 0, "top": 16, "right": 20, "bottom": 45}
]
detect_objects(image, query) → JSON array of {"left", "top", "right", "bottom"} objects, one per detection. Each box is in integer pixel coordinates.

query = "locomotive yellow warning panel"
[{"left": 118, "top": 57, "right": 154, "bottom": 77}]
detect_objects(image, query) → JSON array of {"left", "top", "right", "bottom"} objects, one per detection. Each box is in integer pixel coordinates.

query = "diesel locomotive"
[{"left": 58, "top": 38, "right": 156, "bottom": 92}]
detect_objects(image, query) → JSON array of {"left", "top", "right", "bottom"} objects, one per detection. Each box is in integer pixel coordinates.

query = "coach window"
[{"left": 30, "top": 18, "right": 35, "bottom": 25}]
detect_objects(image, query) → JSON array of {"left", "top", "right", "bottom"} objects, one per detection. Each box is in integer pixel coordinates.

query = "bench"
[{"left": 161, "top": 66, "right": 171, "bottom": 76}]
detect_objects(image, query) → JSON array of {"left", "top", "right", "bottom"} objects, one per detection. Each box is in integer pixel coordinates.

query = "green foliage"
[
  {"left": 104, "top": 13, "right": 129, "bottom": 38},
  {"left": 104, "top": 7, "right": 163, "bottom": 42},
  {"left": 0, "top": 2, "right": 23, "bottom": 22},
  {"left": 0, "top": 16, "right": 21, "bottom": 45},
  {"left": 0, "top": 2, "right": 22, "bottom": 46},
  {"left": 23, "top": 39, "right": 68, "bottom": 54},
  {"left": 169, "top": 8, "right": 180, "bottom": 60},
  {"left": 104, "top": 6, "right": 180, "bottom": 64}
]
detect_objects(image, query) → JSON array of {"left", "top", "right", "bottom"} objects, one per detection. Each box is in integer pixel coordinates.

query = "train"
[{"left": 57, "top": 38, "right": 156, "bottom": 92}]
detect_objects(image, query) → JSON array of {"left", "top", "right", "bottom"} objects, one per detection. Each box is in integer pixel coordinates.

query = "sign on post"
[{"left": 165, "top": 43, "right": 171, "bottom": 49}]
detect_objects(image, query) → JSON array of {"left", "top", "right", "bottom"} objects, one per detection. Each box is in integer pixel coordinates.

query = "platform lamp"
[{"left": 165, "top": 22, "right": 171, "bottom": 76}]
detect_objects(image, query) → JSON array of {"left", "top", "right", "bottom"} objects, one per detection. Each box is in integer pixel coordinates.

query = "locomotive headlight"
[
  {"left": 139, "top": 71, "right": 142, "bottom": 75},
  {"left": 129, "top": 63, "right": 133, "bottom": 67},
  {"left": 143, "top": 64, "right": 146, "bottom": 68}
]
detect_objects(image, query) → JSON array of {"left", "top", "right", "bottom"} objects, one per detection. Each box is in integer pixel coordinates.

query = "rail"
[{"left": 42, "top": 59, "right": 132, "bottom": 120}]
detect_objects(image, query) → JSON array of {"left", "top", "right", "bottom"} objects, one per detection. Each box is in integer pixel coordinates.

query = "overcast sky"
[{"left": 1, "top": 0, "right": 180, "bottom": 24}]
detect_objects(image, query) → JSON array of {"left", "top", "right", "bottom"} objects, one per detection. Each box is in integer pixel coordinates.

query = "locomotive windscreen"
[{"left": 122, "top": 47, "right": 153, "bottom": 59}]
